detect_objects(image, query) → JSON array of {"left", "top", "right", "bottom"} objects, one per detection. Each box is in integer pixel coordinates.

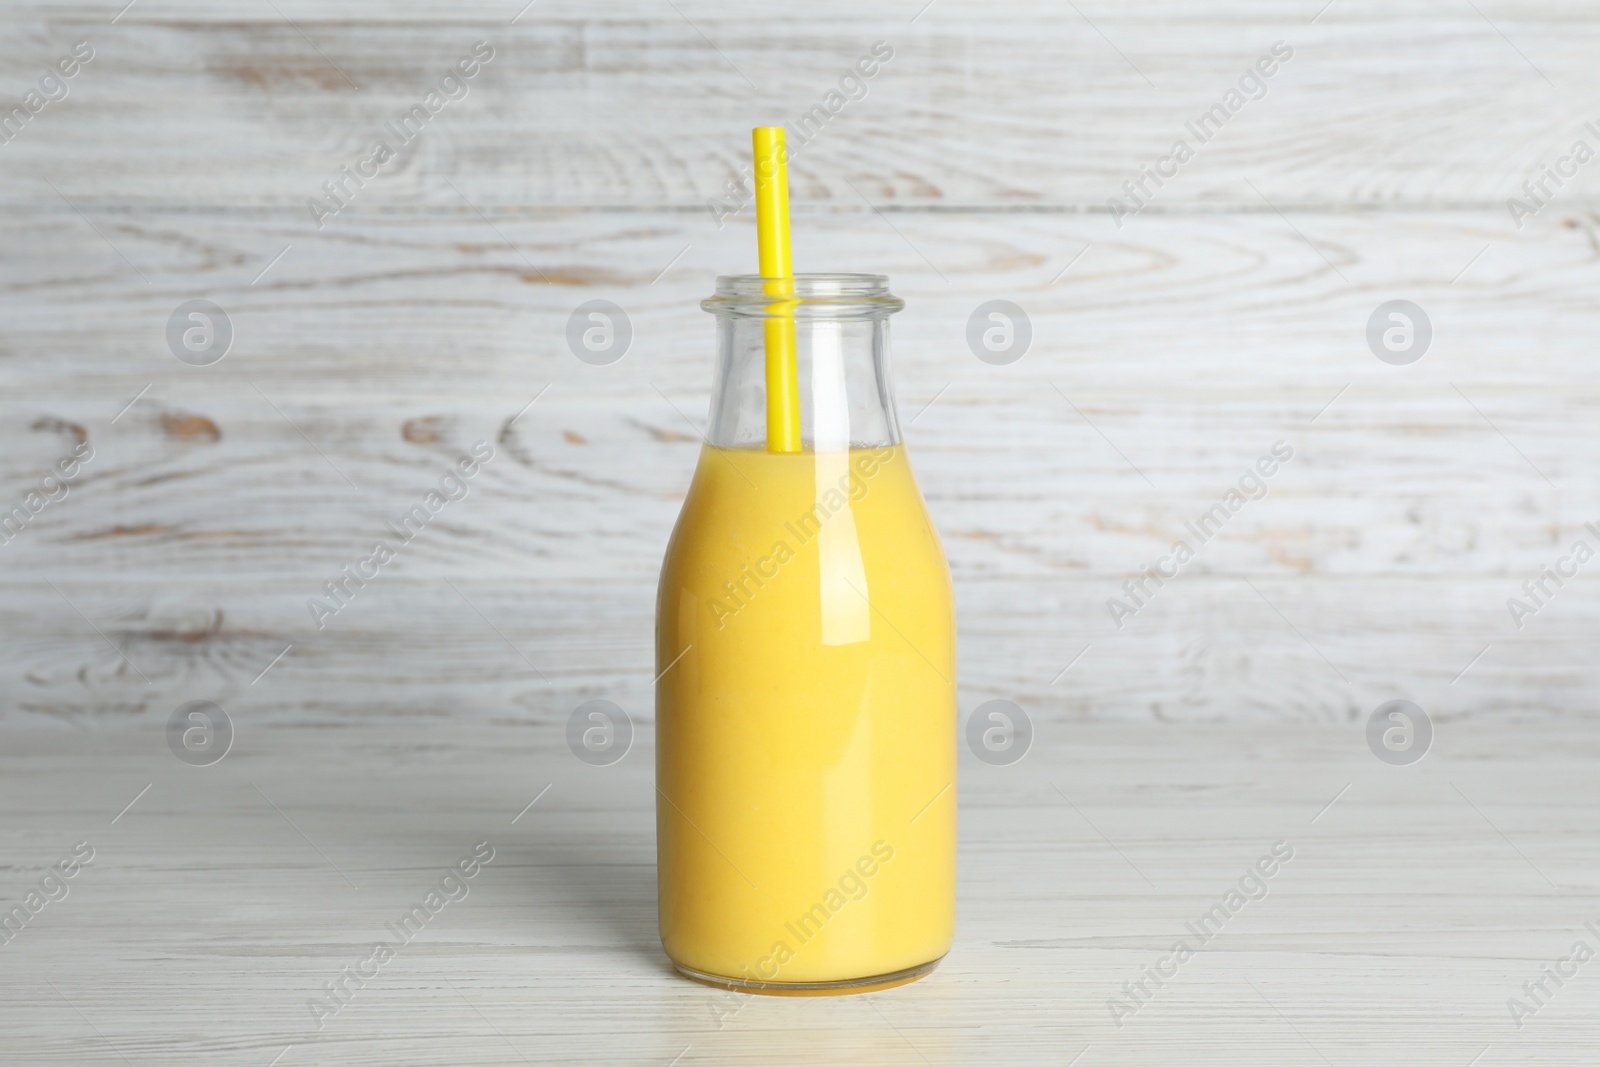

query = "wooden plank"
[
  {"left": 2, "top": 2, "right": 1599, "bottom": 208},
  {"left": 4, "top": 575, "right": 1596, "bottom": 724},
  {"left": 2, "top": 208, "right": 1593, "bottom": 577}
]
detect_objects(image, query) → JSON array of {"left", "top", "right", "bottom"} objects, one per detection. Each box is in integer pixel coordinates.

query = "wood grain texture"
[
  {"left": 2, "top": 207, "right": 1596, "bottom": 721},
  {"left": 3, "top": 2, "right": 1600, "bottom": 209},
  {"left": 3, "top": 5, "right": 1598, "bottom": 1060},
  {"left": 0, "top": 718, "right": 1595, "bottom": 1064}
]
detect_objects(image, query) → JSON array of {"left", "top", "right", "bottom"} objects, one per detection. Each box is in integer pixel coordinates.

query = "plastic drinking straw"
[{"left": 752, "top": 126, "right": 802, "bottom": 453}]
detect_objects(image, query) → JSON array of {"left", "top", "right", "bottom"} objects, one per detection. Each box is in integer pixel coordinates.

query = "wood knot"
[
  {"left": 160, "top": 412, "right": 222, "bottom": 442},
  {"left": 31, "top": 416, "right": 88, "bottom": 446},
  {"left": 402, "top": 417, "right": 446, "bottom": 444}
]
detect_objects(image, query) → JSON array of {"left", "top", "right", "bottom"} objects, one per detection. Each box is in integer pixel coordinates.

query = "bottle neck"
[{"left": 701, "top": 275, "right": 904, "bottom": 452}]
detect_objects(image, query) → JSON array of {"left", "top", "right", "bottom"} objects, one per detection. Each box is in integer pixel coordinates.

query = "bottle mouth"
[{"left": 702, "top": 273, "right": 905, "bottom": 318}]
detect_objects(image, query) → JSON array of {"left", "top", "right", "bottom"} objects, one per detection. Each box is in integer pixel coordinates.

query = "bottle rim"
[{"left": 702, "top": 273, "right": 905, "bottom": 318}]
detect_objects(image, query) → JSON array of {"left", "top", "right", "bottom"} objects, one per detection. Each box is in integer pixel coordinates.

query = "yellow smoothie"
[{"left": 656, "top": 442, "right": 956, "bottom": 990}]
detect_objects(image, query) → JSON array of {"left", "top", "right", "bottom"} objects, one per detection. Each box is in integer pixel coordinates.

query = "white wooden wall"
[{"left": 4, "top": 0, "right": 1599, "bottom": 724}]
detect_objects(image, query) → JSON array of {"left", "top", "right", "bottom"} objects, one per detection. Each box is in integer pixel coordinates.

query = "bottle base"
[{"left": 672, "top": 956, "right": 944, "bottom": 997}]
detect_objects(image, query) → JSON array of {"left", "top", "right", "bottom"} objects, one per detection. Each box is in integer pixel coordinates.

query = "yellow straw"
[{"left": 753, "top": 127, "right": 802, "bottom": 453}]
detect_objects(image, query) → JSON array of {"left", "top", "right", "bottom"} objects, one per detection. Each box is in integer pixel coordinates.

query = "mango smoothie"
[{"left": 655, "top": 442, "right": 956, "bottom": 991}]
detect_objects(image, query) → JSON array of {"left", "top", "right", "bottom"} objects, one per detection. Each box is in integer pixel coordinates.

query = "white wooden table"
[
  {"left": 3, "top": 1, "right": 1598, "bottom": 1060},
  {"left": 3, "top": 718, "right": 1596, "bottom": 1065}
]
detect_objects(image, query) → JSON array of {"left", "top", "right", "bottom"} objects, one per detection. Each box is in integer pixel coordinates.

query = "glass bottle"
[{"left": 655, "top": 273, "right": 956, "bottom": 994}]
